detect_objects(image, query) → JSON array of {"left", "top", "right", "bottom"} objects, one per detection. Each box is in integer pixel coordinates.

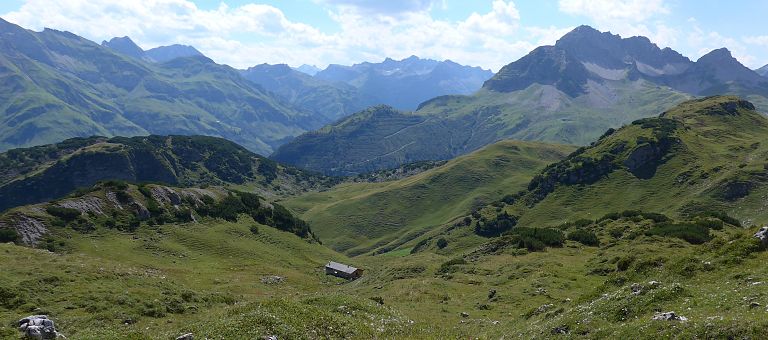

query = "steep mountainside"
[
  {"left": 0, "top": 135, "right": 334, "bottom": 212},
  {"left": 102, "top": 36, "right": 204, "bottom": 63},
  {"left": 758, "top": 64, "right": 768, "bottom": 77},
  {"left": 241, "top": 64, "right": 374, "bottom": 121},
  {"left": 273, "top": 26, "right": 768, "bottom": 174},
  {"left": 496, "top": 95, "right": 768, "bottom": 226},
  {"left": 284, "top": 139, "right": 574, "bottom": 255},
  {"left": 0, "top": 18, "right": 319, "bottom": 154},
  {"left": 315, "top": 56, "right": 493, "bottom": 110}
]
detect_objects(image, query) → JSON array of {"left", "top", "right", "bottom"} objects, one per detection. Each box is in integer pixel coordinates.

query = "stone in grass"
[
  {"left": 260, "top": 275, "right": 285, "bottom": 284},
  {"left": 176, "top": 333, "right": 194, "bottom": 340},
  {"left": 18, "top": 315, "right": 64, "bottom": 339},
  {"left": 652, "top": 311, "right": 688, "bottom": 322},
  {"left": 754, "top": 226, "right": 768, "bottom": 245},
  {"left": 460, "top": 312, "right": 470, "bottom": 318}
]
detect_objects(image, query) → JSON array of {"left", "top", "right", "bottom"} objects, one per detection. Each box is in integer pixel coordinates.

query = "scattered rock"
[
  {"left": 754, "top": 227, "right": 768, "bottom": 246},
  {"left": 630, "top": 283, "right": 643, "bottom": 295},
  {"left": 652, "top": 311, "right": 687, "bottom": 322},
  {"left": 749, "top": 302, "right": 762, "bottom": 309},
  {"left": 176, "top": 333, "right": 194, "bottom": 340},
  {"left": 488, "top": 289, "right": 497, "bottom": 300},
  {"left": 551, "top": 325, "right": 570, "bottom": 335},
  {"left": 263, "top": 336, "right": 278, "bottom": 340},
  {"left": 532, "top": 304, "right": 554, "bottom": 316},
  {"left": 460, "top": 312, "right": 469, "bottom": 318},
  {"left": 18, "top": 315, "right": 63, "bottom": 339},
  {"left": 648, "top": 281, "right": 661, "bottom": 288},
  {"left": 260, "top": 275, "right": 285, "bottom": 284}
]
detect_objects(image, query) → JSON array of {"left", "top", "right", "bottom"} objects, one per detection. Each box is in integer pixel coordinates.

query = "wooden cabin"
[{"left": 325, "top": 261, "right": 363, "bottom": 280}]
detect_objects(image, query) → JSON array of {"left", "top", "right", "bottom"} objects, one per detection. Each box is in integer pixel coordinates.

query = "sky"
[{"left": 1, "top": 0, "right": 766, "bottom": 71}]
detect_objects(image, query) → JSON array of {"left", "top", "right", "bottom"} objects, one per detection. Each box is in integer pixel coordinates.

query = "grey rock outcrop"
[
  {"left": 652, "top": 311, "right": 687, "bottom": 321},
  {"left": 18, "top": 315, "right": 63, "bottom": 339},
  {"left": 754, "top": 226, "right": 768, "bottom": 246}
]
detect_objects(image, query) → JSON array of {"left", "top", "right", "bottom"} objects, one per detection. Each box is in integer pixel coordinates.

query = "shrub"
[
  {"left": 45, "top": 206, "right": 81, "bottom": 221},
  {"left": 115, "top": 190, "right": 132, "bottom": 204},
  {"left": 436, "top": 238, "right": 448, "bottom": 249},
  {"left": 249, "top": 225, "right": 260, "bottom": 235},
  {"left": 510, "top": 227, "right": 565, "bottom": 247},
  {"left": 598, "top": 212, "right": 621, "bottom": 222},
  {"left": 616, "top": 256, "right": 635, "bottom": 271},
  {"left": 138, "top": 185, "right": 153, "bottom": 198},
  {"left": 0, "top": 228, "right": 19, "bottom": 243},
  {"left": 437, "top": 258, "right": 467, "bottom": 274},
  {"left": 646, "top": 222, "right": 712, "bottom": 244},
  {"left": 475, "top": 212, "right": 517, "bottom": 237},
  {"left": 101, "top": 180, "right": 129, "bottom": 190},
  {"left": 641, "top": 212, "right": 670, "bottom": 223},
  {"left": 567, "top": 230, "right": 600, "bottom": 246}
]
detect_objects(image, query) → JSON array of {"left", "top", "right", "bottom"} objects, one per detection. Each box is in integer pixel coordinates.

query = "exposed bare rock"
[
  {"left": 131, "top": 201, "right": 151, "bottom": 220},
  {"left": 754, "top": 226, "right": 768, "bottom": 246},
  {"left": 8, "top": 215, "right": 47, "bottom": 245},
  {"left": 57, "top": 196, "right": 106, "bottom": 215},
  {"left": 151, "top": 186, "right": 182, "bottom": 206},
  {"left": 105, "top": 192, "right": 124, "bottom": 210},
  {"left": 18, "top": 315, "right": 63, "bottom": 339}
]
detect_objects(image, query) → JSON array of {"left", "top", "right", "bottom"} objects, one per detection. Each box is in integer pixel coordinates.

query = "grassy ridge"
[
  {"left": 273, "top": 80, "right": 693, "bottom": 174},
  {"left": 285, "top": 140, "right": 575, "bottom": 255}
]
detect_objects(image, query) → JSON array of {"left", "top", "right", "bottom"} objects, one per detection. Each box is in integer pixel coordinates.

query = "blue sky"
[{"left": 2, "top": 0, "right": 766, "bottom": 71}]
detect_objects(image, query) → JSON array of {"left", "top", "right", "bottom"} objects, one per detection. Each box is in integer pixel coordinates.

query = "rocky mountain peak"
[{"left": 101, "top": 36, "right": 145, "bottom": 59}]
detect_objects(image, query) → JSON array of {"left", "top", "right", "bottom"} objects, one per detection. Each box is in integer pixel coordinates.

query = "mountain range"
[
  {"left": 0, "top": 17, "right": 496, "bottom": 155},
  {"left": 0, "top": 17, "right": 332, "bottom": 155},
  {"left": 240, "top": 56, "right": 494, "bottom": 123},
  {"left": 273, "top": 26, "right": 768, "bottom": 175},
  {"left": 313, "top": 56, "right": 494, "bottom": 110},
  {"left": 102, "top": 36, "right": 204, "bottom": 63}
]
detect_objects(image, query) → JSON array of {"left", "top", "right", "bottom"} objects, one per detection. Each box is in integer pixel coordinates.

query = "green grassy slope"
[
  {"left": 272, "top": 79, "right": 693, "bottom": 174},
  {"left": 0, "top": 135, "right": 335, "bottom": 212},
  {"left": 284, "top": 140, "right": 575, "bottom": 255},
  {"left": 499, "top": 96, "right": 768, "bottom": 227},
  {"left": 0, "top": 19, "right": 318, "bottom": 154}
]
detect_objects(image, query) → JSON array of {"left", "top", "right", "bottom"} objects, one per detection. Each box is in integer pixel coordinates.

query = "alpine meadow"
[{"left": 2, "top": 1, "right": 768, "bottom": 339}]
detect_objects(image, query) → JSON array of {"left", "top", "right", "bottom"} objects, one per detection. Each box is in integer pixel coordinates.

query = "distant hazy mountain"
[
  {"left": 0, "top": 18, "right": 321, "bottom": 154},
  {"left": 273, "top": 26, "right": 768, "bottom": 174},
  {"left": 314, "top": 56, "right": 494, "bottom": 110},
  {"left": 241, "top": 64, "right": 374, "bottom": 121},
  {"left": 243, "top": 57, "right": 492, "bottom": 119},
  {"left": 758, "top": 64, "right": 768, "bottom": 77},
  {"left": 295, "top": 64, "right": 321, "bottom": 76},
  {"left": 102, "top": 36, "right": 203, "bottom": 63},
  {"left": 145, "top": 44, "right": 203, "bottom": 63}
]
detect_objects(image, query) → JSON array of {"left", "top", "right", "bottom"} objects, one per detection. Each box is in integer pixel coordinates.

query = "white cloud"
[
  {"left": 317, "top": 0, "right": 438, "bottom": 16},
  {"left": 558, "top": 0, "right": 669, "bottom": 23},
  {"left": 2, "top": 0, "right": 558, "bottom": 71}
]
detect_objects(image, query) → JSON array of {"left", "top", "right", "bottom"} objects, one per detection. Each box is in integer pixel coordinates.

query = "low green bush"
[
  {"left": 475, "top": 212, "right": 517, "bottom": 237},
  {"left": 45, "top": 206, "right": 81, "bottom": 221},
  {"left": 0, "top": 228, "right": 19, "bottom": 243},
  {"left": 567, "top": 229, "right": 600, "bottom": 246},
  {"left": 646, "top": 222, "right": 712, "bottom": 244}
]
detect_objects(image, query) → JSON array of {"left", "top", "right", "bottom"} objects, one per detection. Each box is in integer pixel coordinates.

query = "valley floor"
[{"left": 3, "top": 215, "right": 768, "bottom": 339}]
